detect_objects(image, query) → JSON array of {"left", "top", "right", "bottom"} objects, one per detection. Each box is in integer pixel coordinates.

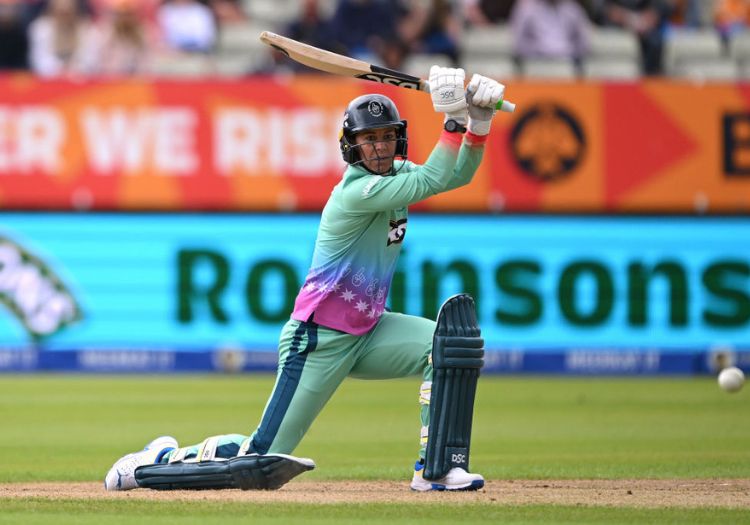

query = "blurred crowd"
[
  {"left": 0, "top": 0, "right": 748, "bottom": 78},
  {"left": 492, "top": 0, "right": 750, "bottom": 76},
  {"left": 0, "top": 0, "right": 233, "bottom": 76}
]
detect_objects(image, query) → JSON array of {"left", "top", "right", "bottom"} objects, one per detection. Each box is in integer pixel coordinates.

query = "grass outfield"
[
  {"left": 0, "top": 375, "right": 749, "bottom": 523},
  {"left": 1, "top": 500, "right": 747, "bottom": 525}
]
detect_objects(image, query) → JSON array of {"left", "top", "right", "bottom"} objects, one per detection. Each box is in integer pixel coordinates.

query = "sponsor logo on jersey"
[
  {"left": 388, "top": 218, "right": 407, "bottom": 246},
  {"left": 362, "top": 176, "right": 381, "bottom": 196}
]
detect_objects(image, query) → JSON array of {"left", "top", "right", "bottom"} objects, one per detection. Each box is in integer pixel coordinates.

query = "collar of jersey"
[{"left": 345, "top": 160, "right": 407, "bottom": 179}]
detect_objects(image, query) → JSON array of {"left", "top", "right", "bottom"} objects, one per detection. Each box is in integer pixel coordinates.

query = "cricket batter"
[{"left": 105, "top": 65, "right": 505, "bottom": 492}]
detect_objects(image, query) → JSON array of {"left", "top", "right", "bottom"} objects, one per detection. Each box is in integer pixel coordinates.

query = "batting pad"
[
  {"left": 134, "top": 454, "right": 315, "bottom": 490},
  {"left": 423, "top": 294, "right": 484, "bottom": 481}
]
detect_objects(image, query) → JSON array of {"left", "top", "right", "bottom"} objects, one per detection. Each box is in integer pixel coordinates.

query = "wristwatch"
[{"left": 444, "top": 119, "right": 467, "bottom": 133}]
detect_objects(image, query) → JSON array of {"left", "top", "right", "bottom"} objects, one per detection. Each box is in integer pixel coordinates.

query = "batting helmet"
[{"left": 339, "top": 94, "right": 408, "bottom": 170}]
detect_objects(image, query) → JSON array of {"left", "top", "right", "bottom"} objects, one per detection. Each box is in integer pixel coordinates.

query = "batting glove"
[
  {"left": 429, "top": 65, "right": 468, "bottom": 125},
  {"left": 466, "top": 74, "right": 505, "bottom": 136}
]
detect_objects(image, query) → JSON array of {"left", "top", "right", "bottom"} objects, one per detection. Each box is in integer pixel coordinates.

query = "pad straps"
[{"left": 168, "top": 435, "right": 224, "bottom": 464}]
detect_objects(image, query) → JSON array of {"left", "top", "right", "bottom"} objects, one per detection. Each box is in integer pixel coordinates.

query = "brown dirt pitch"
[{"left": 1, "top": 479, "right": 749, "bottom": 508}]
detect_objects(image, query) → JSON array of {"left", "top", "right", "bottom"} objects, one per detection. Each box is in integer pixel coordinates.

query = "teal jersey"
[{"left": 292, "top": 131, "right": 486, "bottom": 334}]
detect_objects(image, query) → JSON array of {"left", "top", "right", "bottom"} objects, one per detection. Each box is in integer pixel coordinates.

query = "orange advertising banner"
[{"left": 0, "top": 74, "right": 747, "bottom": 213}]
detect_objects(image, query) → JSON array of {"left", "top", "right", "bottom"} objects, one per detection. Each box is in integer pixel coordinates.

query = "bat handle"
[
  {"left": 497, "top": 100, "right": 516, "bottom": 113},
  {"left": 420, "top": 81, "right": 516, "bottom": 113}
]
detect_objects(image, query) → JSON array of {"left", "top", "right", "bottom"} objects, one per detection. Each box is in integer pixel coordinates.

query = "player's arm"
[
  {"left": 340, "top": 66, "right": 468, "bottom": 211},
  {"left": 399, "top": 71, "right": 507, "bottom": 197},
  {"left": 443, "top": 74, "right": 505, "bottom": 191},
  {"left": 341, "top": 70, "right": 505, "bottom": 211},
  {"left": 339, "top": 140, "right": 453, "bottom": 211}
]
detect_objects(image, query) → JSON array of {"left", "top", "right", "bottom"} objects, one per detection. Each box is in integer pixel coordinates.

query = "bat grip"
[{"left": 421, "top": 82, "right": 516, "bottom": 113}]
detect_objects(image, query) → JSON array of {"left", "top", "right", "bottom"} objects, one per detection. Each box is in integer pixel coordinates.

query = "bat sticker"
[{"left": 356, "top": 73, "right": 421, "bottom": 90}]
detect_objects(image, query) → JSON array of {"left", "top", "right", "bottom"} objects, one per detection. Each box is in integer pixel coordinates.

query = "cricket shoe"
[
  {"left": 104, "top": 436, "right": 178, "bottom": 491},
  {"left": 410, "top": 460, "right": 484, "bottom": 491}
]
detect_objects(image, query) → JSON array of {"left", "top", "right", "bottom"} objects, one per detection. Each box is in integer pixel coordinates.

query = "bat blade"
[
  {"left": 260, "top": 31, "right": 427, "bottom": 91},
  {"left": 260, "top": 31, "right": 372, "bottom": 78},
  {"left": 259, "top": 31, "right": 515, "bottom": 113}
]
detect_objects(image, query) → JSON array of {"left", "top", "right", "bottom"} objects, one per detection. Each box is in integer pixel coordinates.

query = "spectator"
[
  {"left": 400, "top": 0, "right": 461, "bottom": 63},
  {"left": 90, "top": 0, "right": 159, "bottom": 20},
  {"left": 0, "top": 1, "right": 30, "bottom": 71},
  {"left": 714, "top": 0, "right": 750, "bottom": 39},
  {"left": 667, "top": 0, "right": 712, "bottom": 28},
  {"left": 510, "top": 0, "right": 591, "bottom": 61},
  {"left": 378, "top": 35, "right": 410, "bottom": 69},
  {"left": 462, "top": 0, "right": 516, "bottom": 25},
  {"left": 157, "top": 0, "right": 216, "bottom": 53},
  {"left": 258, "top": 0, "right": 336, "bottom": 73},
  {"left": 690, "top": 0, "right": 717, "bottom": 27},
  {"left": 591, "top": 0, "right": 674, "bottom": 75},
  {"left": 90, "top": 0, "right": 156, "bottom": 76},
  {"left": 207, "top": 0, "right": 247, "bottom": 25},
  {"left": 327, "top": 0, "right": 399, "bottom": 61},
  {"left": 28, "top": 0, "right": 98, "bottom": 77},
  {"left": 28, "top": 0, "right": 95, "bottom": 21},
  {"left": 285, "top": 0, "right": 332, "bottom": 52}
]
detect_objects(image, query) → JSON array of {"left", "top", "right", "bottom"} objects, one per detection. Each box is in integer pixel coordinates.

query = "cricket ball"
[{"left": 718, "top": 366, "right": 745, "bottom": 393}]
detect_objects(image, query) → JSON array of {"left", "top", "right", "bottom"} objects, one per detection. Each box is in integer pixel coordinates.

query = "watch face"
[{"left": 445, "top": 120, "right": 464, "bottom": 133}]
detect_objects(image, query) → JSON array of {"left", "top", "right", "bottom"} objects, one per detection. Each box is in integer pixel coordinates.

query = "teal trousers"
[{"left": 164, "top": 312, "right": 435, "bottom": 463}]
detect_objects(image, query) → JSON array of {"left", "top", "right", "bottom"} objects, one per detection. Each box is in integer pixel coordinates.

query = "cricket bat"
[{"left": 259, "top": 31, "right": 516, "bottom": 113}]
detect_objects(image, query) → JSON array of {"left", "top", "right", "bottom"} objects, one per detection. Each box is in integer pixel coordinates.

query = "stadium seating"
[
  {"left": 663, "top": 29, "right": 724, "bottom": 77},
  {"left": 215, "top": 21, "right": 272, "bottom": 77},
  {"left": 463, "top": 57, "right": 517, "bottom": 81},
  {"left": 520, "top": 57, "right": 576, "bottom": 79},
  {"left": 242, "top": 0, "right": 338, "bottom": 28},
  {"left": 462, "top": 25, "right": 514, "bottom": 59},
  {"left": 142, "top": 11, "right": 750, "bottom": 81},
  {"left": 402, "top": 53, "right": 455, "bottom": 78},
  {"left": 149, "top": 53, "right": 216, "bottom": 77},
  {"left": 241, "top": 0, "right": 301, "bottom": 28},
  {"left": 673, "top": 58, "right": 739, "bottom": 81},
  {"left": 218, "top": 21, "right": 269, "bottom": 55},
  {"left": 583, "top": 57, "right": 640, "bottom": 80},
  {"left": 214, "top": 54, "right": 256, "bottom": 77},
  {"left": 729, "top": 31, "right": 750, "bottom": 60},
  {"left": 729, "top": 31, "right": 750, "bottom": 78},
  {"left": 588, "top": 27, "right": 641, "bottom": 61}
]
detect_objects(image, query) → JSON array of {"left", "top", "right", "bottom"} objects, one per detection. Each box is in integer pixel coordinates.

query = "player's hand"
[
  {"left": 466, "top": 74, "right": 505, "bottom": 136},
  {"left": 429, "top": 65, "right": 468, "bottom": 124}
]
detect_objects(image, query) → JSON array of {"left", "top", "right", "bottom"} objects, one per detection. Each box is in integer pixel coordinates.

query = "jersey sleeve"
[
  {"left": 340, "top": 130, "right": 486, "bottom": 212},
  {"left": 442, "top": 131, "right": 489, "bottom": 191}
]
